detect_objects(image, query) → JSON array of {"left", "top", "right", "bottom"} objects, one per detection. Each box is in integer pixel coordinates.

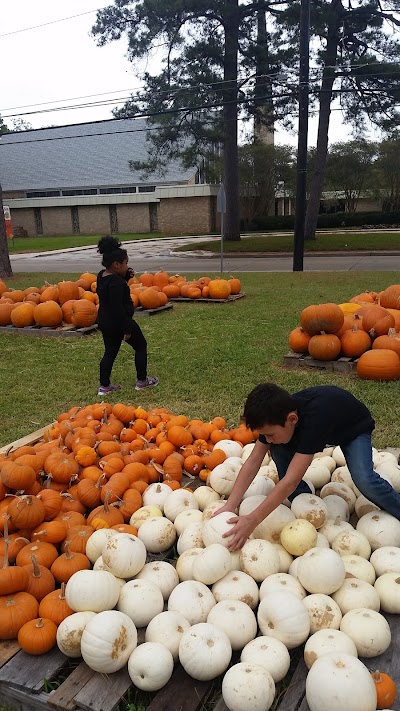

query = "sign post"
[
  {"left": 217, "top": 184, "right": 226, "bottom": 274},
  {"left": 3, "top": 206, "right": 13, "bottom": 244}
]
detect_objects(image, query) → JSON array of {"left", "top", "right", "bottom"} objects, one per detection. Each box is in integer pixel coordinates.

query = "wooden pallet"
[
  {"left": 168, "top": 292, "right": 245, "bottom": 303},
  {"left": 283, "top": 350, "right": 359, "bottom": 374},
  {"left": 135, "top": 303, "right": 173, "bottom": 316},
  {"left": 0, "top": 324, "right": 98, "bottom": 338}
]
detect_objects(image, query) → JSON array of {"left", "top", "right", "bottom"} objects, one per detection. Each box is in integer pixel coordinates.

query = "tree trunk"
[
  {"left": 0, "top": 185, "right": 13, "bottom": 279},
  {"left": 223, "top": 0, "right": 241, "bottom": 241},
  {"left": 254, "top": 9, "right": 274, "bottom": 145},
  {"left": 304, "top": 0, "right": 342, "bottom": 241}
]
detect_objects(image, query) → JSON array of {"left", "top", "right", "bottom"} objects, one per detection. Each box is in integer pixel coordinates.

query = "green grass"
[
  {"left": 6, "top": 232, "right": 180, "bottom": 253},
  {"left": 1, "top": 270, "right": 400, "bottom": 449},
  {"left": 176, "top": 231, "right": 400, "bottom": 253}
]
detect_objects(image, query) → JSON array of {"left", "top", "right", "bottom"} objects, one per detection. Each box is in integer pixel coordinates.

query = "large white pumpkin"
[
  {"left": 238, "top": 494, "right": 266, "bottom": 517},
  {"left": 163, "top": 489, "right": 199, "bottom": 522},
  {"left": 341, "top": 555, "right": 376, "bottom": 585},
  {"left": 260, "top": 572, "right": 306, "bottom": 600},
  {"left": 142, "top": 482, "right": 171, "bottom": 511},
  {"left": 257, "top": 590, "right": 310, "bottom": 649},
  {"left": 304, "top": 629, "right": 358, "bottom": 669},
  {"left": 145, "top": 610, "right": 191, "bottom": 661},
  {"left": 374, "top": 572, "right": 400, "bottom": 613},
  {"left": 135, "top": 560, "right": 179, "bottom": 600},
  {"left": 222, "top": 663, "right": 275, "bottom": 711},
  {"left": 176, "top": 521, "right": 204, "bottom": 554},
  {"left": 355, "top": 495, "right": 380, "bottom": 519},
  {"left": 370, "top": 546, "right": 400, "bottom": 576},
  {"left": 168, "top": 580, "right": 216, "bottom": 624},
  {"left": 323, "top": 494, "right": 350, "bottom": 522},
  {"left": 192, "top": 543, "right": 231, "bottom": 585},
  {"left": 240, "top": 636, "right": 290, "bottom": 682},
  {"left": 320, "top": 482, "right": 356, "bottom": 512},
  {"left": 239, "top": 539, "right": 280, "bottom": 582},
  {"left": 202, "top": 511, "right": 237, "bottom": 547},
  {"left": 318, "top": 518, "right": 354, "bottom": 545},
  {"left": 208, "top": 457, "right": 243, "bottom": 496},
  {"left": 65, "top": 570, "right": 120, "bottom": 612},
  {"left": 193, "top": 485, "right": 220, "bottom": 511},
  {"left": 252, "top": 504, "right": 295, "bottom": 543},
  {"left": 56, "top": 611, "right": 96, "bottom": 657},
  {"left": 85, "top": 528, "right": 116, "bottom": 563},
  {"left": 127, "top": 642, "right": 174, "bottom": 691},
  {"left": 297, "top": 548, "right": 346, "bottom": 594},
  {"left": 213, "top": 440, "right": 243, "bottom": 459},
  {"left": 212, "top": 570, "right": 259, "bottom": 609},
  {"left": 207, "top": 599, "right": 257, "bottom": 650},
  {"left": 306, "top": 652, "right": 377, "bottom": 711},
  {"left": 102, "top": 533, "right": 146, "bottom": 578},
  {"left": 356, "top": 511, "right": 400, "bottom": 550},
  {"left": 303, "top": 461, "right": 331, "bottom": 489},
  {"left": 273, "top": 543, "right": 294, "bottom": 573},
  {"left": 137, "top": 516, "right": 176, "bottom": 553},
  {"left": 332, "top": 578, "right": 380, "bottom": 615},
  {"left": 242, "top": 475, "right": 275, "bottom": 499},
  {"left": 175, "top": 547, "right": 204, "bottom": 581},
  {"left": 340, "top": 608, "right": 391, "bottom": 657},
  {"left": 331, "top": 529, "right": 371, "bottom": 559},
  {"left": 179, "top": 622, "right": 232, "bottom": 680},
  {"left": 80, "top": 610, "right": 137, "bottom": 672},
  {"left": 129, "top": 505, "right": 163, "bottom": 529},
  {"left": 117, "top": 579, "right": 164, "bottom": 627},
  {"left": 303, "top": 593, "right": 342, "bottom": 633},
  {"left": 291, "top": 493, "right": 328, "bottom": 529},
  {"left": 174, "top": 508, "right": 203, "bottom": 536}
]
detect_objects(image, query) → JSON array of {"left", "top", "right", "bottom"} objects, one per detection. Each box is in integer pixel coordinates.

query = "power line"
[{"left": 0, "top": 7, "right": 107, "bottom": 38}]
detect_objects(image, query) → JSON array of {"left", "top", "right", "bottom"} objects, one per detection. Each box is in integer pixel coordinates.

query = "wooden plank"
[
  {"left": 0, "top": 685, "right": 53, "bottom": 711},
  {"left": 0, "top": 647, "right": 68, "bottom": 692},
  {"left": 283, "top": 352, "right": 358, "bottom": 375},
  {"left": 47, "top": 663, "right": 95, "bottom": 711},
  {"left": 146, "top": 664, "right": 214, "bottom": 711},
  {"left": 168, "top": 293, "right": 245, "bottom": 304},
  {"left": 276, "top": 657, "right": 308, "bottom": 711},
  {"left": 0, "top": 324, "right": 98, "bottom": 338},
  {"left": 283, "top": 352, "right": 306, "bottom": 368},
  {"left": 0, "top": 424, "right": 51, "bottom": 453},
  {"left": 332, "top": 356, "right": 358, "bottom": 374},
  {"left": 0, "top": 640, "right": 21, "bottom": 669},
  {"left": 135, "top": 303, "right": 173, "bottom": 316},
  {"left": 73, "top": 667, "right": 132, "bottom": 711}
]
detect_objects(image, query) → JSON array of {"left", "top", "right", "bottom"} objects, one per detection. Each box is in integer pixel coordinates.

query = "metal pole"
[
  {"left": 220, "top": 210, "right": 224, "bottom": 274},
  {"left": 293, "top": 0, "right": 310, "bottom": 272}
]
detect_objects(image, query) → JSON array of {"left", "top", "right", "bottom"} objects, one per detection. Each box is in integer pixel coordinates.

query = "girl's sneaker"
[
  {"left": 135, "top": 376, "right": 159, "bottom": 391},
  {"left": 98, "top": 383, "right": 122, "bottom": 396}
]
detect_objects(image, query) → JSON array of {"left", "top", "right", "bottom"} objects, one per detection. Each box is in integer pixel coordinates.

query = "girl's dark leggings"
[{"left": 99, "top": 322, "right": 147, "bottom": 386}]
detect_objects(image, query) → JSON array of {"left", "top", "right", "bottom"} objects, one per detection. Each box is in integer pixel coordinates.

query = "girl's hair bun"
[{"left": 97, "top": 235, "right": 122, "bottom": 255}]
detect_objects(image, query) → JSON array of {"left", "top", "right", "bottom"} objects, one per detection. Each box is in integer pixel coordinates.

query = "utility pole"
[{"left": 293, "top": 0, "right": 310, "bottom": 272}]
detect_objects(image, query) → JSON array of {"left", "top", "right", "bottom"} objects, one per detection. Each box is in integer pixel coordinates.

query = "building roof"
[{"left": 0, "top": 118, "right": 195, "bottom": 192}]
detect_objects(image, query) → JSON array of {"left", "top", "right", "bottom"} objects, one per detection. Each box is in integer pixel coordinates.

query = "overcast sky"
[{"left": 0, "top": 0, "right": 356, "bottom": 147}]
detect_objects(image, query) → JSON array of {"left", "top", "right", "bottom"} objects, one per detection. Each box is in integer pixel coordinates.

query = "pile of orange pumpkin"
[
  {"left": 288, "top": 283, "right": 400, "bottom": 381},
  {"left": 0, "top": 402, "right": 254, "bottom": 651},
  {"left": 128, "top": 271, "right": 241, "bottom": 302}
]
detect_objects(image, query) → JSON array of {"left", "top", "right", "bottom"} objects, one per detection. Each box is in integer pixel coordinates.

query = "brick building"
[{"left": 0, "top": 119, "right": 220, "bottom": 236}]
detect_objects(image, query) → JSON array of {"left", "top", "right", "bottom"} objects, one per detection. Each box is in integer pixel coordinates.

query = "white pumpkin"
[
  {"left": 175, "top": 547, "right": 204, "bottom": 581},
  {"left": 145, "top": 610, "right": 191, "bottom": 661},
  {"left": 65, "top": 570, "right": 120, "bottom": 612},
  {"left": 374, "top": 572, "right": 400, "bottom": 613},
  {"left": 303, "top": 461, "right": 331, "bottom": 489},
  {"left": 168, "top": 580, "right": 216, "bottom": 624},
  {"left": 137, "top": 516, "right": 176, "bottom": 553},
  {"left": 238, "top": 494, "right": 266, "bottom": 517},
  {"left": 340, "top": 608, "right": 391, "bottom": 657},
  {"left": 370, "top": 546, "right": 400, "bottom": 576},
  {"left": 252, "top": 504, "right": 295, "bottom": 543},
  {"left": 56, "top": 611, "right": 96, "bottom": 657},
  {"left": 192, "top": 543, "right": 231, "bottom": 585},
  {"left": 174, "top": 508, "right": 203, "bottom": 535},
  {"left": 102, "top": 533, "right": 146, "bottom": 578},
  {"left": 273, "top": 543, "right": 293, "bottom": 573},
  {"left": 355, "top": 494, "right": 380, "bottom": 518},
  {"left": 207, "top": 599, "right": 257, "bottom": 650},
  {"left": 341, "top": 555, "right": 376, "bottom": 585},
  {"left": 259, "top": 572, "right": 306, "bottom": 600},
  {"left": 202, "top": 511, "right": 236, "bottom": 547},
  {"left": 257, "top": 590, "right": 310, "bottom": 648},
  {"left": 127, "top": 642, "right": 174, "bottom": 691},
  {"left": 208, "top": 457, "right": 243, "bottom": 496},
  {"left": 117, "top": 579, "right": 164, "bottom": 627},
  {"left": 258, "top": 463, "right": 279, "bottom": 485},
  {"left": 318, "top": 518, "right": 353, "bottom": 545},
  {"left": 331, "top": 466, "right": 361, "bottom": 496},
  {"left": 85, "top": 528, "right": 116, "bottom": 563},
  {"left": 92, "top": 555, "right": 113, "bottom": 573},
  {"left": 304, "top": 629, "right": 358, "bottom": 669},
  {"left": 320, "top": 482, "right": 356, "bottom": 512},
  {"left": 213, "top": 440, "right": 243, "bottom": 459},
  {"left": 193, "top": 485, "right": 220, "bottom": 511},
  {"left": 202, "top": 500, "right": 229, "bottom": 521},
  {"left": 176, "top": 521, "right": 204, "bottom": 554},
  {"left": 212, "top": 570, "right": 259, "bottom": 609},
  {"left": 222, "top": 663, "right": 275, "bottom": 711},
  {"left": 135, "top": 561, "right": 179, "bottom": 600},
  {"left": 376, "top": 461, "right": 400, "bottom": 492},
  {"left": 80, "top": 610, "right": 137, "bottom": 672},
  {"left": 331, "top": 529, "right": 371, "bottom": 559},
  {"left": 322, "top": 494, "right": 350, "bottom": 522},
  {"left": 297, "top": 548, "right": 346, "bottom": 594},
  {"left": 357, "top": 511, "right": 400, "bottom": 550},
  {"left": 332, "top": 578, "right": 380, "bottom": 615},
  {"left": 240, "top": 636, "right": 290, "bottom": 682},
  {"left": 315, "top": 532, "right": 330, "bottom": 548},
  {"left": 229, "top": 549, "right": 242, "bottom": 571},
  {"left": 303, "top": 593, "right": 342, "bottom": 633},
  {"left": 332, "top": 446, "right": 346, "bottom": 467},
  {"left": 373, "top": 450, "right": 398, "bottom": 467},
  {"left": 179, "top": 622, "right": 232, "bottom": 680},
  {"left": 288, "top": 555, "right": 302, "bottom": 579},
  {"left": 280, "top": 519, "right": 318, "bottom": 556},
  {"left": 129, "top": 505, "right": 163, "bottom": 529},
  {"left": 290, "top": 493, "right": 328, "bottom": 529},
  {"left": 239, "top": 539, "right": 280, "bottom": 582},
  {"left": 163, "top": 489, "right": 199, "bottom": 522},
  {"left": 142, "top": 482, "right": 171, "bottom": 511},
  {"left": 306, "top": 652, "right": 377, "bottom": 711},
  {"left": 242, "top": 475, "right": 275, "bottom": 499},
  {"left": 313, "top": 447, "right": 334, "bottom": 458}
]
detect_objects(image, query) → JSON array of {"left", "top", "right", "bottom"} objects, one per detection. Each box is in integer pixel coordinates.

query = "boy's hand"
[
  {"left": 211, "top": 502, "right": 234, "bottom": 518},
  {"left": 222, "top": 514, "right": 255, "bottom": 552}
]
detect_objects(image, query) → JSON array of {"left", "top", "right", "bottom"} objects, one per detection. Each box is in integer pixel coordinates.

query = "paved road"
[{"left": 10, "top": 236, "right": 400, "bottom": 273}]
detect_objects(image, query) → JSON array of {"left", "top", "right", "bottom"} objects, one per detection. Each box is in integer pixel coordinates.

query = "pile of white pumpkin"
[{"left": 56, "top": 439, "right": 400, "bottom": 711}]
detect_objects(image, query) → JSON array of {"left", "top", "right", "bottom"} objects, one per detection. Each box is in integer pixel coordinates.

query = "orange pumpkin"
[
  {"left": 361, "top": 305, "right": 395, "bottom": 338},
  {"left": 308, "top": 333, "right": 341, "bottom": 361},
  {"left": 50, "top": 543, "right": 91, "bottom": 584},
  {"left": 139, "top": 287, "right": 161, "bottom": 310},
  {"left": 70, "top": 300, "right": 97, "bottom": 327},
  {"left": 0, "top": 302, "right": 18, "bottom": 325},
  {"left": 18, "top": 617, "right": 58, "bottom": 655},
  {"left": 300, "top": 303, "right": 344, "bottom": 336},
  {"left": 57, "top": 281, "right": 80, "bottom": 305},
  {"left": 38, "top": 583, "right": 73, "bottom": 625},
  {"left": 372, "top": 328, "right": 400, "bottom": 357},
  {"left": 371, "top": 670, "right": 397, "bottom": 709},
  {"left": 10, "top": 302, "right": 36, "bottom": 328},
  {"left": 23, "top": 555, "right": 56, "bottom": 601},
  {"left": 0, "top": 592, "right": 39, "bottom": 639},
  {"left": 379, "top": 284, "right": 400, "bottom": 310},
  {"left": 289, "top": 327, "right": 311, "bottom": 353},
  {"left": 8, "top": 495, "right": 46, "bottom": 530},
  {"left": 340, "top": 326, "right": 371, "bottom": 358},
  {"left": 357, "top": 349, "right": 400, "bottom": 381},
  {"left": 208, "top": 279, "right": 231, "bottom": 300},
  {"left": 33, "top": 301, "right": 63, "bottom": 327},
  {"left": 16, "top": 541, "right": 59, "bottom": 569}
]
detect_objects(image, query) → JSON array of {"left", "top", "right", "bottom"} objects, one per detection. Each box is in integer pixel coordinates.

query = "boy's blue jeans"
[{"left": 270, "top": 433, "right": 400, "bottom": 518}]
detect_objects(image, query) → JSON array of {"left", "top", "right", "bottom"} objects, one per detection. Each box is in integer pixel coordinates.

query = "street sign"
[
  {"left": 217, "top": 184, "right": 226, "bottom": 273},
  {"left": 3, "top": 205, "right": 13, "bottom": 240}
]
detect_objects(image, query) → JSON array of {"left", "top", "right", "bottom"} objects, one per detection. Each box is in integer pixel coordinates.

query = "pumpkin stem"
[
  {"left": 2, "top": 539, "right": 10, "bottom": 569},
  {"left": 63, "top": 542, "right": 73, "bottom": 560},
  {"left": 60, "top": 582, "right": 66, "bottom": 599},
  {"left": 388, "top": 327, "right": 396, "bottom": 337},
  {"left": 103, "top": 491, "right": 111, "bottom": 512},
  {"left": 96, "top": 474, "right": 106, "bottom": 488},
  {"left": 61, "top": 493, "right": 74, "bottom": 500},
  {"left": 36, "top": 618, "right": 44, "bottom": 628},
  {"left": 30, "top": 554, "right": 42, "bottom": 578},
  {"left": 372, "top": 670, "right": 383, "bottom": 682},
  {"left": 14, "top": 536, "right": 30, "bottom": 545},
  {"left": 152, "top": 462, "right": 164, "bottom": 476}
]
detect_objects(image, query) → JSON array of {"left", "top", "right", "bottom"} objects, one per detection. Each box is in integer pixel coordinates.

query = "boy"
[{"left": 218, "top": 383, "right": 400, "bottom": 551}]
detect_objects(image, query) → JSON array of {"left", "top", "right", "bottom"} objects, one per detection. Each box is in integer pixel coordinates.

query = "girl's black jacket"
[{"left": 96, "top": 270, "right": 134, "bottom": 335}]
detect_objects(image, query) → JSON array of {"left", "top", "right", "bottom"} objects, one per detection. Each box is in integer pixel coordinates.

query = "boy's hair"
[
  {"left": 243, "top": 383, "right": 297, "bottom": 429},
  {"left": 97, "top": 235, "right": 128, "bottom": 268}
]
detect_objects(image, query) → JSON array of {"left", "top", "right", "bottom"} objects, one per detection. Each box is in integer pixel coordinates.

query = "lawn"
[
  {"left": 1, "top": 270, "right": 400, "bottom": 449},
  {"left": 176, "top": 231, "right": 400, "bottom": 253}
]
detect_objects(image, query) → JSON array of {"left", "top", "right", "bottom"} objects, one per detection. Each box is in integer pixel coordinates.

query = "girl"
[{"left": 96, "top": 235, "right": 159, "bottom": 396}]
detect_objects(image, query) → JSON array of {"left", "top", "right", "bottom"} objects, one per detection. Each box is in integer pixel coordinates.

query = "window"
[
  {"left": 71, "top": 207, "right": 80, "bottom": 235},
  {"left": 62, "top": 189, "right": 98, "bottom": 196},
  {"left": 34, "top": 207, "right": 43, "bottom": 235},
  {"left": 99, "top": 187, "right": 121, "bottom": 195},
  {"left": 138, "top": 186, "right": 156, "bottom": 193},
  {"left": 121, "top": 186, "right": 137, "bottom": 193}
]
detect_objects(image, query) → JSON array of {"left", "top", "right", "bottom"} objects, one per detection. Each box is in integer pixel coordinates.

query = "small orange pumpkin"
[{"left": 371, "top": 670, "right": 397, "bottom": 709}]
